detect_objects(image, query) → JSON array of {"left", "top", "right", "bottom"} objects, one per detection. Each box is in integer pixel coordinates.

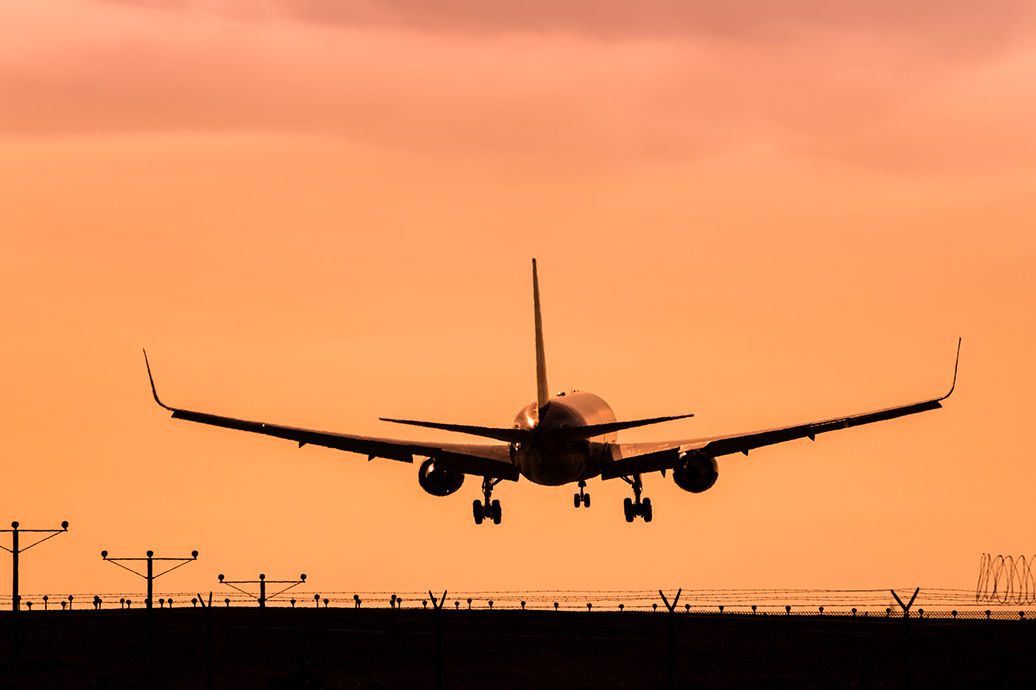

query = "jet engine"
[
  {"left": 418, "top": 458, "right": 465, "bottom": 497},
  {"left": 673, "top": 452, "right": 719, "bottom": 493}
]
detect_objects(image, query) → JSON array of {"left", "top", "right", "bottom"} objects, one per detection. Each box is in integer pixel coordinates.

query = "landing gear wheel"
[
  {"left": 574, "top": 480, "right": 590, "bottom": 509},
  {"left": 474, "top": 477, "right": 502, "bottom": 525},
  {"left": 622, "top": 474, "right": 654, "bottom": 522}
]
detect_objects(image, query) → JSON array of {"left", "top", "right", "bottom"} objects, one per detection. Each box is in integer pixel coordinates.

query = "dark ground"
[{"left": 1, "top": 606, "right": 1033, "bottom": 689}]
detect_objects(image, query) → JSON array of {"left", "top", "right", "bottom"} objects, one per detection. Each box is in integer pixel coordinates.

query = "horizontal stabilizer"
[
  {"left": 380, "top": 418, "right": 521, "bottom": 443},
  {"left": 548, "top": 413, "right": 694, "bottom": 443}
]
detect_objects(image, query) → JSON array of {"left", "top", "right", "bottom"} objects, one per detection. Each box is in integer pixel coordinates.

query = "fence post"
[
  {"left": 891, "top": 587, "right": 920, "bottom": 690},
  {"left": 429, "top": 589, "right": 447, "bottom": 690},
  {"left": 198, "top": 592, "right": 213, "bottom": 690},
  {"left": 660, "top": 589, "right": 682, "bottom": 690}
]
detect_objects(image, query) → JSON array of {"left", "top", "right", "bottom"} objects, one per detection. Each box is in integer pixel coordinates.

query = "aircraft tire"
[
  {"left": 623, "top": 498, "right": 634, "bottom": 522},
  {"left": 491, "top": 499, "right": 502, "bottom": 524},
  {"left": 574, "top": 494, "right": 581, "bottom": 508},
  {"left": 642, "top": 498, "right": 653, "bottom": 523},
  {"left": 583, "top": 494, "right": 590, "bottom": 508},
  {"left": 473, "top": 500, "right": 484, "bottom": 525}
]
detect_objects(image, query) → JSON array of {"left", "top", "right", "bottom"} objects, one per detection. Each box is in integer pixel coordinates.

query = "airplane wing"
[
  {"left": 600, "top": 340, "right": 960, "bottom": 480},
  {"left": 144, "top": 353, "right": 519, "bottom": 481}
]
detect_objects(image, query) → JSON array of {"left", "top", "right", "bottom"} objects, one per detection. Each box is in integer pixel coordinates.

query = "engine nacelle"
[
  {"left": 418, "top": 458, "right": 465, "bottom": 497},
  {"left": 673, "top": 452, "right": 719, "bottom": 493}
]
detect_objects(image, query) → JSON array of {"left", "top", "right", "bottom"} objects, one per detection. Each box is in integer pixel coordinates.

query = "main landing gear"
[
  {"left": 574, "top": 480, "right": 590, "bottom": 508},
  {"left": 473, "top": 477, "right": 502, "bottom": 525},
  {"left": 621, "top": 474, "right": 652, "bottom": 523}
]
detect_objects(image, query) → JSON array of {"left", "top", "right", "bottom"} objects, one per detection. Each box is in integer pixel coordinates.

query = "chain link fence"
[
  {"left": 4, "top": 586, "right": 1032, "bottom": 613},
  {"left": 3, "top": 589, "right": 1035, "bottom": 688}
]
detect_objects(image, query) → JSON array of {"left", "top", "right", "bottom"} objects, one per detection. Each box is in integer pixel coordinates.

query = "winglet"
[
  {"left": 533, "top": 259, "right": 549, "bottom": 410},
  {"left": 937, "top": 337, "right": 962, "bottom": 402},
  {"left": 143, "top": 349, "right": 174, "bottom": 411}
]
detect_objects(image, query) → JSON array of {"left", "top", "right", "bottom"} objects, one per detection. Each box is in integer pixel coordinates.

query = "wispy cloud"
[{"left": 2, "top": 1, "right": 1034, "bottom": 170}]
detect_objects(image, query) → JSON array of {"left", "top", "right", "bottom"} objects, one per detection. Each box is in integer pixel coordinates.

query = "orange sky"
[{"left": 2, "top": 0, "right": 1036, "bottom": 601}]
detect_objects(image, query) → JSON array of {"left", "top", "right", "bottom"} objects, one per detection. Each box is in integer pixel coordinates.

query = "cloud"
[
  {"left": 212, "top": 1, "right": 1036, "bottom": 54},
  {"left": 1, "top": 1, "right": 1035, "bottom": 171}
]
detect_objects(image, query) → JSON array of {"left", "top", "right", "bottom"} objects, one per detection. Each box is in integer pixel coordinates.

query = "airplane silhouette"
[{"left": 145, "top": 259, "right": 959, "bottom": 525}]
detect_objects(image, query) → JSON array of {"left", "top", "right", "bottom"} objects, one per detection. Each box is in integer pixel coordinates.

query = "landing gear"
[
  {"left": 473, "top": 478, "right": 503, "bottom": 525},
  {"left": 574, "top": 480, "right": 590, "bottom": 508},
  {"left": 621, "top": 474, "right": 652, "bottom": 523}
]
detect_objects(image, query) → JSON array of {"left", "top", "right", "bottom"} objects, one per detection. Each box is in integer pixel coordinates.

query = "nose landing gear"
[
  {"left": 621, "top": 474, "right": 652, "bottom": 522},
  {"left": 573, "top": 480, "right": 590, "bottom": 508},
  {"left": 473, "top": 477, "right": 502, "bottom": 525}
]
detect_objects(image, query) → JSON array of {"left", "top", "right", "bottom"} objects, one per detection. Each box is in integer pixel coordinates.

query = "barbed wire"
[
  {"left": 976, "top": 554, "right": 1036, "bottom": 604},
  {"left": 3, "top": 587, "right": 1030, "bottom": 612}
]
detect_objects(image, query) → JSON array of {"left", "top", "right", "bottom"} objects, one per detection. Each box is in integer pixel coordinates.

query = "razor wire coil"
[{"left": 976, "top": 554, "right": 1036, "bottom": 604}]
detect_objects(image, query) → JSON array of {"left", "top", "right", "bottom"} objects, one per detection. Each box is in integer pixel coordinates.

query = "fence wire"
[{"left": 4, "top": 587, "right": 1034, "bottom": 614}]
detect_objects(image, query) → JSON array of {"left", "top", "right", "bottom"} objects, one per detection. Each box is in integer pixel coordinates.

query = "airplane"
[{"left": 145, "top": 259, "right": 960, "bottom": 525}]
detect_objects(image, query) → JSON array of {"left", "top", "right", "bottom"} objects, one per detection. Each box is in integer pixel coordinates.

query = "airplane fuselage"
[{"left": 511, "top": 391, "right": 618, "bottom": 486}]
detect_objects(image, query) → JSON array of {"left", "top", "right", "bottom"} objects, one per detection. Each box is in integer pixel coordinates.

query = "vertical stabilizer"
[{"left": 532, "top": 259, "right": 550, "bottom": 409}]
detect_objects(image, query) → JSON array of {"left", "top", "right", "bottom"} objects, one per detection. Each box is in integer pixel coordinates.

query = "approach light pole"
[
  {"left": 1, "top": 520, "right": 69, "bottom": 660},
  {"left": 101, "top": 549, "right": 198, "bottom": 639},
  {"left": 218, "top": 572, "right": 306, "bottom": 630}
]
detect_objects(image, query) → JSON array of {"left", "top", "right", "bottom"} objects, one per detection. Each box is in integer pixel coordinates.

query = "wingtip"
[{"left": 142, "top": 349, "right": 173, "bottom": 411}]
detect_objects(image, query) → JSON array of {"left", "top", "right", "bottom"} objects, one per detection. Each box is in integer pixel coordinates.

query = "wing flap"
[
  {"left": 600, "top": 448, "right": 679, "bottom": 480},
  {"left": 172, "top": 408, "right": 519, "bottom": 478},
  {"left": 697, "top": 398, "right": 943, "bottom": 458},
  {"left": 602, "top": 397, "right": 948, "bottom": 478},
  {"left": 171, "top": 409, "right": 417, "bottom": 462},
  {"left": 433, "top": 450, "right": 520, "bottom": 480}
]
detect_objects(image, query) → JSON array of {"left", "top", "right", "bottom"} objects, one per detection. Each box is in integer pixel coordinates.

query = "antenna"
[
  {"left": 101, "top": 548, "right": 198, "bottom": 640},
  {"left": 1, "top": 520, "right": 69, "bottom": 660}
]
